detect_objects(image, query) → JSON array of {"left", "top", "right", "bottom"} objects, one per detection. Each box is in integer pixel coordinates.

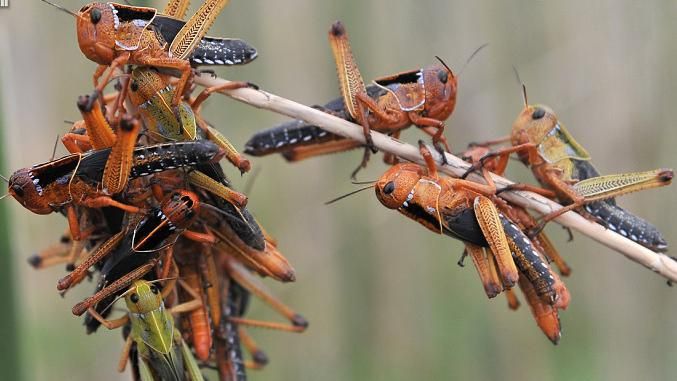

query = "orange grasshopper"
[
  {"left": 42, "top": 0, "right": 238, "bottom": 111},
  {"left": 8, "top": 139, "right": 224, "bottom": 241},
  {"left": 245, "top": 21, "right": 482, "bottom": 178},
  {"left": 465, "top": 86, "right": 673, "bottom": 251},
  {"left": 460, "top": 144, "right": 570, "bottom": 343},
  {"left": 58, "top": 189, "right": 204, "bottom": 293},
  {"left": 61, "top": 84, "right": 249, "bottom": 212},
  {"left": 372, "top": 141, "right": 568, "bottom": 307}
]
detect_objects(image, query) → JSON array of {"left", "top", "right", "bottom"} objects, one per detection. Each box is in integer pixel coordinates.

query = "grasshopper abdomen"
[
  {"left": 585, "top": 201, "right": 667, "bottom": 252},
  {"left": 500, "top": 215, "right": 558, "bottom": 305}
]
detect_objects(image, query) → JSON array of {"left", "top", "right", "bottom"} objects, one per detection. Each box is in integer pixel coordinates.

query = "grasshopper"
[
  {"left": 61, "top": 189, "right": 203, "bottom": 294},
  {"left": 8, "top": 140, "right": 223, "bottom": 241},
  {"left": 88, "top": 278, "right": 206, "bottom": 381},
  {"left": 466, "top": 87, "right": 673, "bottom": 251},
  {"left": 245, "top": 21, "right": 473, "bottom": 178},
  {"left": 43, "top": 0, "right": 242, "bottom": 111},
  {"left": 373, "top": 142, "right": 568, "bottom": 307},
  {"left": 128, "top": 66, "right": 253, "bottom": 173},
  {"left": 461, "top": 144, "right": 570, "bottom": 343}
]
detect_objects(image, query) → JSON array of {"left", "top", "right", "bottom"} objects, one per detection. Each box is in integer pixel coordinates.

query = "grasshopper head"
[
  {"left": 511, "top": 104, "right": 559, "bottom": 167},
  {"left": 76, "top": 3, "right": 118, "bottom": 64},
  {"left": 422, "top": 63, "right": 458, "bottom": 120},
  {"left": 511, "top": 104, "right": 557, "bottom": 143},
  {"left": 125, "top": 280, "right": 162, "bottom": 314},
  {"left": 8, "top": 168, "right": 53, "bottom": 215},
  {"left": 128, "top": 68, "right": 167, "bottom": 107},
  {"left": 375, "top": 163, "right": 425, "bottom": 210},
  {"left": 160, "top": 190, "right": 200, "bottom": 230}
]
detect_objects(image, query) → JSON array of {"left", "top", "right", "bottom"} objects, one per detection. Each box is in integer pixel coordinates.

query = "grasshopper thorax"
[
  {"left": 129, "top": 67, "right": 169, "bottom": 106},
  {"left": 421, "top": 64, "right": 458, "bottom": 118},
  {"left": 512, "top": 104, "right": 591, "bottom": 165}
]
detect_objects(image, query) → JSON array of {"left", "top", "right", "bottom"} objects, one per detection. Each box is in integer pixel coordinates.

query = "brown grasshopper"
[
  {"left": 8, "top": 140, "right": 224, "bottom": 240},
  {"left": 43, "top": 0, "right": 234, "bottom": 111},
  {"left": 371, "top": 141, "right": 568, "bottom": 307},
  {"left": 245, "top": 21, "right": 483, "bottom": 178}
]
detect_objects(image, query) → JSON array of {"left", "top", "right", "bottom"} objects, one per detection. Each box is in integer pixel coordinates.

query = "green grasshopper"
[
  {"left": 88, "top": 279, "right": 205, "bottom": 381},
  {"left": 466, "top": 87, "right": 673, "bottom": 251},
  {"left": 128, "top": 66, "right": 252, "bottom": 174}
]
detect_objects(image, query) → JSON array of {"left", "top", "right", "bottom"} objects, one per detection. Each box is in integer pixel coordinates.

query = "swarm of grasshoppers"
[
  {"left": 8, "top": 1, "right": 675, "bottom": 378},
  {"left": 244, "top": 20, "right": 673, "bottom": 344},
  {"left": 12, "top": 0, "right": 308, "bottom": 380}
]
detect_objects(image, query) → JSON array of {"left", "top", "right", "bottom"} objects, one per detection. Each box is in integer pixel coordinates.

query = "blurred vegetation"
[
  {"left": 0, "top": 79, "right": 21, "bottom": 381},
  {"left": 0, "top": 1, "right": 676, "bottom": 381}
]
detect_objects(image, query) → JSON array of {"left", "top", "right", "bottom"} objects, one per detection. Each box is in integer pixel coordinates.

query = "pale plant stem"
[{"left": 193, "top": 75, "right": 677, "bottom": 283}]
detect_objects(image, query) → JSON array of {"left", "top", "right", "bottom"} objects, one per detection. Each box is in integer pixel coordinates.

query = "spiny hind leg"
[{"left": 163, "top": 0, "right": 191, "bottom": 19}]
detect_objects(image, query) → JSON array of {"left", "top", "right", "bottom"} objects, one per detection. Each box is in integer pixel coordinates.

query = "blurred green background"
[{"left": 1, "top": 1, "right": 676, "bottom": 380}]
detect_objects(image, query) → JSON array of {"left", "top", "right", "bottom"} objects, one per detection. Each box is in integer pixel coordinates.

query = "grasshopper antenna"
[
  {"left": 0, "top": 174, "right": 8, "bottom": 184},
  {"left": 437, "top": 43, "right": 488, "bottom": 78},
  {"left": 242, "top": 166, "right": 261, "bottom": 195},
  {"left": 350, "top": 179, "right": 377, "bottom": 185},
  {"left": 39, "top": 0, "right": 78, "bottom": 17},
  {"left": 459, "top": 43, "right": 489, "bottom": 77},
  {"left": 512, "top": 65, "right": 528, "bottom": 106},
  {"left": 50, "top": 134, "right": 60, "bottom": 161},
  {"left": 325, "top": 184, "right": 374, "bottom": 205}
]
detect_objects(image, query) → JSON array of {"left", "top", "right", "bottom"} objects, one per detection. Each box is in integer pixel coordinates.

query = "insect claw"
[
  {"left": 527, "top": 223, "right": 545, "bottom": 239},
  {"left": 246, "top": 82, "right": 260, "bottom": 91},
  {"left": 460, "top": 164, "right": 477, "bottom": 180},
  {"left": 27, "top": 255, "right": 42, "bottom": 269},
  {"left": 291, "top": 314, "right": 309, "bottom": 328},
  {"left": 433, "top": 142, "right": 448, "bottom": 165},
  {"left": 253, "top": 350, "right": 269, "bottom": 366},
  {"left": 457, "top": 249, "right": 468, "bottom": 267},
  {"left": 496, "top": 184, "right": 515, "bottom": 195},
  {"left": 84, "top": 90, "right": 101, "bottom": 112}
]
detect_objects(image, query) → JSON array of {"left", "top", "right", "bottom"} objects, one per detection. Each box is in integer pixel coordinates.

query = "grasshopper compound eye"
[
  {"left": 437, "top": 70, "right": 449, "bottom": 84},
  {"left": 383, "top": 181, "right": 395, "bottom": 195},
  {"left": 149, "top": 285, "right": 159, "bottom": 295},
  {"left": 532, "top": 108, "right": 546, "bottom": 120},
  {"left": 11, "top": 184, "right": 24, "bottom": 198},
  {"left": 130, "top": 293, "right": 139, "bottom": 303},
  {"left": 90, "top": 8, "right": 102, "bottom": 24}
]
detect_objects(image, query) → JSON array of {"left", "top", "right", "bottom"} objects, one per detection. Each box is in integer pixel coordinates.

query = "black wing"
[
  {"left": 151, "top": 15, "right": 258, "bottom": 67},
  {"left": 244, "top": 84, "right": 386, "bottom": 156},
  {"left": 441, "top": 207, "right": 488, "bottom": 247}
]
